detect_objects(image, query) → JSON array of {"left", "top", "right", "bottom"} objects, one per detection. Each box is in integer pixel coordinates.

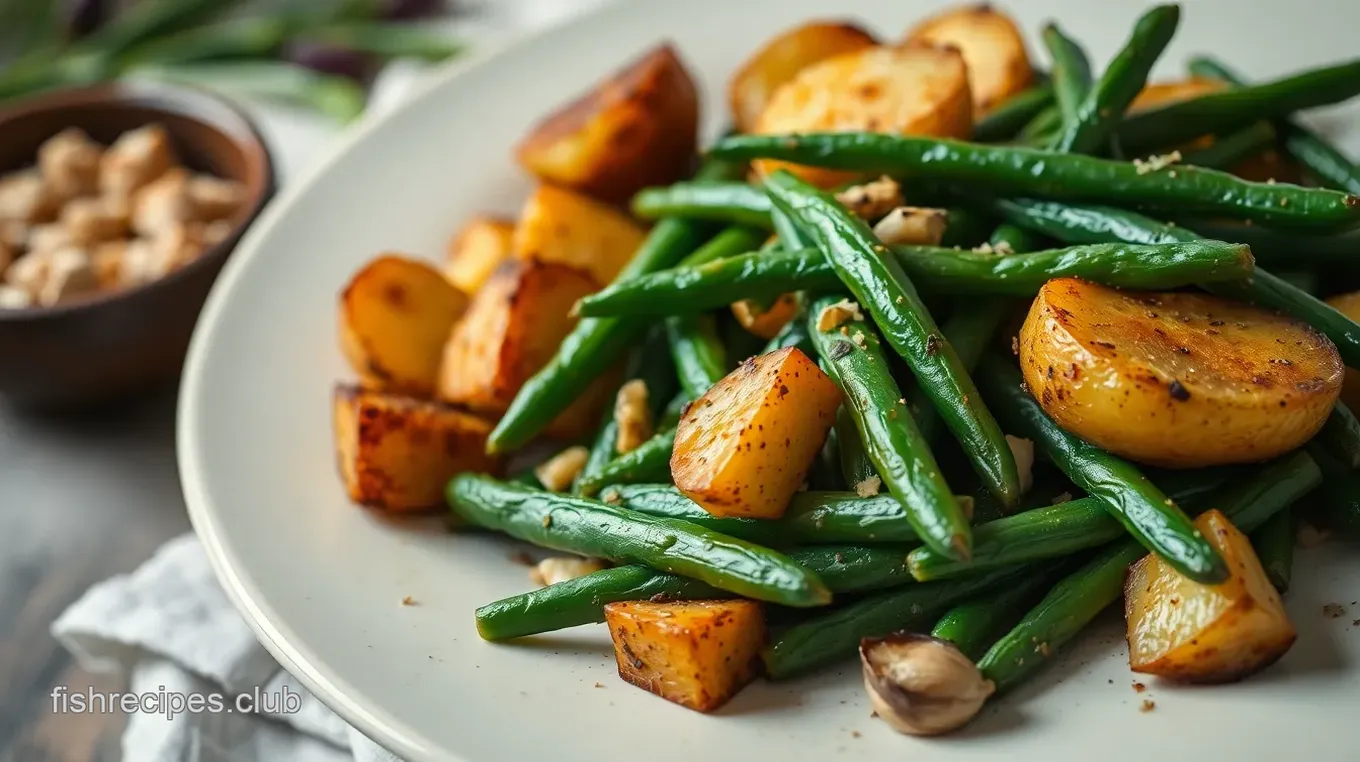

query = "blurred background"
[{"left": 0, "top": 1, "right": 602, "bottom": 759}]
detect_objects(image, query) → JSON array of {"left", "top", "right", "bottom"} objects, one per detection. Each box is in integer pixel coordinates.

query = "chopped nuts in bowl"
[{"left": 0, "top": 82, "right": 273, "bottom": 409}]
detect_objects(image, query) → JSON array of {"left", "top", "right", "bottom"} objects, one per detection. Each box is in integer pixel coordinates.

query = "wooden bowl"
[{"left": 0, "top": 82, "right": 275, "bottom": 411}]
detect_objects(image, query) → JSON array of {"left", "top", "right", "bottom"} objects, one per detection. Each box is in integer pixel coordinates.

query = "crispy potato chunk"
[
  {"left": 1126, "top": 509, "right": 1296, "bottom": 683},
  {"left": 339, "top": 254, "right": 468, "bottom": 397},
  {"left": 437, "top": 260, "right": 602, "bottom": 430},
  {"left": 904, "top": 4, "right": 1034, "bottom": 113},
  {"left": 1327, "top": 291, "right": 1360, "bottom": 412},
  {"left": 512, "top": 185, "right": 646, "bottom": 287},
  {"left": 332, "top": 385, "right": 501, "bottom": 511},
  {"left": 1021, "top": 278, "right": 1341, "bottom": 468},
  {"left": 604, "top": 600, "right": 765, "bottom": 712},
  {"left": 516, "top": 44, "right": 699, "bottom": 204},
  {"left": 444, "top": 215, "right": 514, "bottom": 294},
  {"left": 728, "top": 21, "right": 878, "bottom": 133},
  {"left": 672, "top": 347, "right": 841, "bottom": 518},
  {"left": 752, "top": 43, "right": 972, "bottom": 188},
  {"left": 731, "top": 293, "right": 801, "bottom": 340}
]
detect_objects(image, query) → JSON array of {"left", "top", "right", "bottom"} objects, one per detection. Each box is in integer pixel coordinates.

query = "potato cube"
[
  {"left": 904, "top": 5, "right": 1035, "bottom": 113},
  {"left": 340, "top": 254, "right": 469, "bottom": 397},
  {"left": 332, "top": 385, "right": 501, "bottom": 511},
  {"left": 38, "top": 128, "right": 102, "bottom": 200},
  {"left": 1125, "top": 509, "right": 1297, "bottom": 684},
  {"left": 512, "top": 185, "right": 646, "bottom": 287},
  {"left": 516, "top": 44, "right": 699, "bottom": 204},
  {"left": 671, "top": 347, "right": 841, "bottom": 518},
  {"left": 728, "top": 21, "right": 878, "bottom": 133},
  {"left": 100, "top": 124, "right": 175, "bottom": 199},
  {"left": 604, "top": 600, "right": 765, "bottom": 713},
  {"left": 444, "top": 215, "right": 514, "bottom": 294},
  {"left": 731, "top": 293, "right": 801, "bottom": 340}
]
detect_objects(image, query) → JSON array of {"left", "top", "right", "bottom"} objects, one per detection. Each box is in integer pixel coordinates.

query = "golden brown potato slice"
[
  {"left": 604, "top": 600, "right": 765, "bottom": 712},
  {"left": 1125, "top": 509, "right": 1296, "bottom": 683},
  {"left": 512, "top": 185, "right": 647, "bottom": 287},
  {"left": 1019, "top": 278, "right": 1341, "bottom": 468},
  {"left": 672, "top": 347, "right": 841, "bottom": 518},
  {"left": 339, "top": 254, "right": 469, "bottom": 397},
  {"left": 904, "top": 4, "right": 1034, "bottom": 113},
  {"left": 752, "top": 43, "right": 973, "bottom": 188},
  {"left": 731, "top": 293, "right": 801, "bottom": 340},
  {"left": 516, "top": 44, "right": 699, "bottom": 204},
  {"left": 332, "top": 385, "right": 501, "bottom": 511},
  {"left": 1327, "top": 291, "right": 1360, "bottom": 412},
  {"left": 728, "top": 21, "right": 878, "bottom": 133},
  {"left": 444, "top": 216, "right": 514, "bottom": 294}
]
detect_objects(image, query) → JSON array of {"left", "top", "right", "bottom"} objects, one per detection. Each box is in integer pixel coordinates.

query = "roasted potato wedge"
[
  {"left": 1020, "top": 278, "right": 1342, "bottom": 468},
  {"left": 728, "top": 21, "right": 878, "bottom": 133},
  {"left": 731, "top": 293, "right": 801, "bottom": 340},
  {"left": 905, "top": 4, "right": 1033, "bottom": 113},
  {"left": 1126, "top": 509, "right": 1296, "bottom": 683},
  {"left": 513, "top": 185, "right": 647, "bottom": 287},
  {"left": 752, "top": 42, "right": 972, "bottom": 188},
  {"left": 339, "top": 254, "right": 469, "bottom": 397},
  {"left": 516, "top": 44, "right": 699, "bottom": 204},
  {"left": 437, "top": 259, "right": 597, "bottom": 415},
  {"left": 444, "top": 216, "right": 514, "bottom": 294},
  {"left": 1327, "top": 290, "right": 1360, "bottom": 412},
  {"left": 332, "top": 385, "right": 501, "bottom": 511},
  {"left": 672, "top": 347, "right": 841, "bottom": 518},
  {"left": 604, "top": 600, "right": 765, "bottom": 712}
]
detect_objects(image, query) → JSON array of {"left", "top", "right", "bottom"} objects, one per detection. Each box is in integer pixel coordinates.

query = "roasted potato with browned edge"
[
  {"left": 512, "top": 185, "right": 647, "bottom": 287},
  {"left": 728, "top": 21, "right": 878, "bottom": 133},
  {"left": 1126, "top": 508, "right": 1297, "bottom": 683},
  {"left": 339, "top": 254, "right": 468, "bottom": 397},
  {"left": 672, "top": 346, "right": 841, "bottom": 518},
  {"left": 604, "top": 600, "right": 765, "bottom": 712},
  {"left": 1020, "top": 278, "right": 1341, "bottom": 468},
  {"left": 1327, "top": 290, "right": 1360, "bottom": 412},
  {"left": 905, "top": 4, "right": 1034, "bottom": 113},
  {"left": 752, "top": 42, "right": 972, "bottom": 188},
  {"left": 444, "top": 216, "right": 514, "bottom": 294},
  {"left": 332, "top": 385, "right": 501, "bottom": 511},
  {"left": 516, "top": 44, "right": 699, "bottom": 205}
]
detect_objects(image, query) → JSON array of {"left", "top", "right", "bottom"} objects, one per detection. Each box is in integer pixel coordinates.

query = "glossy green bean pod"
[
  {"left": 632, "top": 182, "right": 773, "bottom": 227},
  {"left": 599, "top": 483, "right": 789, "bottom": 544},
  {"left": 931, "top": 565, "right": 1071, "bottom": 660},
  {"left": 1180, "top": 123, "right": 1277, "bottom": 170},
  {"left": 1178, "top": 219, "right": 1360, "bottom": 265},
  {"left": 447, "top": 474, "right": 830, "bottom": 607},
  {"left": 575, "top": 427, "right": 676, "bottom": 497},
  {"left": 1018, "top": 105, "right": 1063, "bottom": 145},
  {"left": 1304, "top": 442, "right": 1360, "bottom": 538},
  {"left": 666, "top": 315, "right": 726, "bottom": 399},
  {"left": 1251, "top": 509, "right": 1296, "bottom": 593},
  {"left": 973, "top": 83, "right": 1056, "bottom": 143},
  {"left": 1206, "top": 267, "right": 1360, "bottom": 369},
  {"left": 487, "top": 158, "right": 744, "bottom": 453},
  {"left": 835, "top": 406, "right": 878, "bottom": 489},
  {"left": 710, "top": 133, "right": 1360, "bottom": 229},
  {"left": 1316, "top": 402, "right": 1360, "bottom": 470},
  {"left": 808, "top": 294, "right": 971, "bottom": 559},
  {"left": 1042, "top": 23, "right": 1093, "bottom": 132},
  {"left": 975, "top": 353, "right": 1226, "bottom": 583},
  {"left": 1056, "top": 4, "right": 1179, "bottom": 154}
]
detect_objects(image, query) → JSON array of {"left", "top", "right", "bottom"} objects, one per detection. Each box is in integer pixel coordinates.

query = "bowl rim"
[{"left": 0, "top": 79, "right": 277, "bottom": 322}]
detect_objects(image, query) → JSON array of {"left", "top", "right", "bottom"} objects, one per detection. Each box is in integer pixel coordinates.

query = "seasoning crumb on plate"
[
  {"left": 1140, "top": 699, "right": 1156, "bottom": 712},
  {"left": 1324, "top": 603, "right": 1346, "bottom": 618},
  {"left": 401, "top": 596, "right": 416, "bottom": 606}
]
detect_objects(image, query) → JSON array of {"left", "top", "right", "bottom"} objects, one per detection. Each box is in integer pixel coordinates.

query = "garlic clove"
[{"left": 861, "top": 633, "right": 994, "bottom": 736}]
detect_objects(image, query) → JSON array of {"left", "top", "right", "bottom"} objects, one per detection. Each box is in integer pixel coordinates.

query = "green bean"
[
  {"left": 1206, "top": 267, "right": 1360, "bottom": 369},
  {"left": 762, "top": 307, "right": 815, "bottom": 355},
  {"left": 1179, "top": 123, "right": 1278, "bottom": 170},
  {"left": 763, "top": 565, "right": 1034, "bottom": 679},
  {"left": 576, "top": 240, "right": 1253, "bottom": 317},
  {"left": 783, "top": 544, "right": 916, "bottom": 594},
  {"left": 575, "top": 427, "right": 676, "bottom": 497},
  {"left": 85, "top": 0, "right": 237, "bottom": 58},
  {"left": 835, "top": 406, "right": 878, "bottom": 489},
  {"left": 666, "top": 315, "right": 726, "bottom": 399},
  {"left": 598, "top": 483, "right": 788, "bottom": 545},
  {"left": 978, "top": 449, "right": 1318, "bottom": 692},
  {"left": 1056, "top": 4, "right": 1180, "bottom": 154},
  {"left": 1267, "top": 269, "right": 1319, "bottom": 295},
  {"left": 931, "top": 565, "right": 1071, "bottom": 660},
  {"left": 710, "top": 133, "right": 1360, "bottom": 229},
  {"left": 289, "top": 21, "right": 463, "bottom": 61},
  {"left": 573, "top": 330, "right": 676, "bottom": 494},
  {"left": 807, "top": 294, "right": 968, "bottom": 558},
  {"left": 1119, "top": 57, "right": 1360, "bottom": 157},
  {"left": 973, "top": 84, "right": 1056, "bottom": 143},
  {"left": 1316, "top": 402, "right": 1360, "bottom": 470},
  {"left": 488, "top": 158, "right": 745, "bottom": 453},
  {"left": 1042, "top": 23, "right": 1093, "bottom": 133},
  {"left": 975, "top": 353, "right": 1226, "bottom": 583},
  {"left": 117, "top": 16, "right": 293, "bottom": 67},
  {"left": 1304, "top": 442, "right": 1360, "bottom": 538},
  {"left": 1018, "top": 105, "right": 1063, "bottom": 145},
  {"left": 1251, "top": 509, "right": 1296, "bottom": 593},
  {"left": 447, "top": 475, "right": 830, "bottom": 607},
  {"left": 1177, "top": 220, "right": 1360, "bottom": 265},
  {"left": 126, "top": 61, "right": 367, "bottom": 122},
  {"left": 632, "top": 183, "right": 773, "bottom": 228}
]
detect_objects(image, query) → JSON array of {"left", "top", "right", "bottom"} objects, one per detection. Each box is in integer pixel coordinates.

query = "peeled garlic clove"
[{"left": 861, "top": 633, "right": 994, "bottom": 736}]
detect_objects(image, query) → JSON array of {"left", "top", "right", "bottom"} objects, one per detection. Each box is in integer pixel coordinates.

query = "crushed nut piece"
[
  {"left": 61, "top": 196, "right": 129, "bottom": 246},
  {"left": 1006, "top": 435, "right": 1035, "bottom": 495},
  {"left": 873, "top": 206, "right": 947, "bottom": 245},
  {"left": 1323, "top": 603, "right": 1346, "bottom": 619},
  {"left": 817, "top": 298, "right": 864, "bottom": 331},
  {"left": 400, "top": 596, "right": 416, "bottom": 606},
  {"left": 1133, "top": 150, "right": 1182, "bottom": 175},
  {"left": 132, "top": 168, "right": 195, "bottom": 237},
  {"left": 1140, "top": 699, "right": 1155, "bottom": 712},
  {"left": 0, "top": 284, "right": 32, "bottom": 309},
  {"left": 187, "top": 173, "right": 247, "bottom": 220},
  {"left": 835, "top": 176, "right": 903, "bottom": 221},
  {"left": 614, "top": 379, "right": 654, "bottom": 454},
  {"left": 37, "top": 247, "right": 98, "bottom": 306},
  {"left": 530, "top": 556, "right": 609, "bottom": 586},
  {"left": 100, "top": 124, "right": 175, "bottom": 199},
  {"left": 38, "top": 128, "right": 102, "bottom": 200},
  {"left": 855, "top": 475, "right": 883, "bottom": 497},
  {"left": 534, "top": 445, "right": 590, "bottom": 492},
  {"left": 0, "top": 171, "right": 57, "bottom": 223}
]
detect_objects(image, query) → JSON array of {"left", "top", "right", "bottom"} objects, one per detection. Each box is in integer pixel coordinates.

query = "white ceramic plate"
[{"left": 179, "top": 1, "right": 1360, "bottom": 760}]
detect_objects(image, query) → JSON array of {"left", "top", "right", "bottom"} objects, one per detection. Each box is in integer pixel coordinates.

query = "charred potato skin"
[
  {"left": 444, "top": 216, "right": 515, "bottom": 294},
  {"left": 905, "top": 4, "right": 1034, "bottom": 113},
  {"left": 728, "top": 21, "right": 879, "bottom": 133},
  {"left": 512, "top": 184, "right": 648, "bottom": 287},
  {"left": 751, "top": 42, "right": 973, "bottom": 188},
  {"left": 332, "top": 385, "right": 501, "bottom": 511},
  {"left": 515, "top": 44, "right": 700, "bottom": 205},
  {"left": 1125, "top": 510, "right": 1297, "bottom": 684},
  {"left": 604, "top": 600, "right": 765, "bottom": 713},
  {"left": 1020, "top": 278, "right": 1342, "bottom": 468},
  {"left": 339, "top": 254, "right": 468, "bottom": 397},
  {"left": 671, "top": 347, "right": 841, "bottom": 518}
]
